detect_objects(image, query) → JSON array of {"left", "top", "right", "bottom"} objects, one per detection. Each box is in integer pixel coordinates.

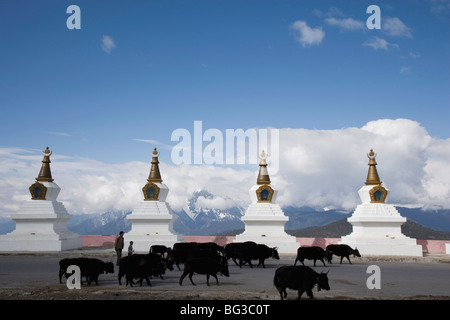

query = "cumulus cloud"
[
  {"left": 363, "top": 37, "right": 397, "bottom": 50},
  {"left": 382, "top": 17, "right": 413, "bottom": 38},
  {"left": 0, "top": 150, "right": 254, "bottom": 216},
  {"left": 271, "top": 119, "right": 439, "bottom": 211},
  {"left": 421, "top": 137, "right": 450, "bottom": 208},
  {"left": 1, "top": 119, "right": 450, "bottom": 218},
  {"left": 160, "top": 164, "right": 254, "bottom": 212},
  {"left": 194, "top": 195, "right": 236, "bottom": 211},
  {"left": 290, "top": 21, "right": 325, "bottom": 47},
  {"left": 101, "top": 35, "right": 116, "bottom": 53},
  {"left": 325, "top": 17, "right": 365, "bottom": 30}
]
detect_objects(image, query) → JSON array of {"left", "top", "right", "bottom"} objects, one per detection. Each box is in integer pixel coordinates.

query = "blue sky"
[{"left": 0, "top": 0, "right": 449, "bottom": 165}]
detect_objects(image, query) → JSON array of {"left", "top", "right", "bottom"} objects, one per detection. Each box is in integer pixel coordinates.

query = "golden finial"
[
  {"left": 365, "top": 148, "right": 382, "bottom": 185},
  {"left": 36, "top": 146, "right": 54, "bottom": 182},
  {"left": 257, "top": 150, "right": 271, "bottom": 185},
  {"left": 147, "top": 148, "right": 162, "bottom": 183}
]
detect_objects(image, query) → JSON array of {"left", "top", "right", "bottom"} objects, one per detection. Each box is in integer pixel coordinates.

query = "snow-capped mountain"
[
  {"left": 2, "top": 189, "right": 450, "bottom": 236},
  {"left": 66, "top": 190, "right": 246, "bottom": 236},
  {"left": 67, "top": 210, "right": 132, "bottom": 235},
  {"left": 173, "top": 190, "right": 245, "bottom": 235}
]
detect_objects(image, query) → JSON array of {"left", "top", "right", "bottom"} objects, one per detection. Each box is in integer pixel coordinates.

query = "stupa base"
[{"left": 340, "top": 234, "right": 423, "bottom": 256}]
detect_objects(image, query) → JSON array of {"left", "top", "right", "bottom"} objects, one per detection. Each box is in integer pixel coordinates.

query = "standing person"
[
  {"left": 128, "top": 241, "right": 135, "bottom": 256},
  {"left": 114, "top": 231, "right": 124, "bottom": 266}
]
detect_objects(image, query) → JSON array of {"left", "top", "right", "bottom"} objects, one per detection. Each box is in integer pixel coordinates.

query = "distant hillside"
[
  {"left": 67, "top": 211, "right": 132, "bottom": 235},
  {"left": 396, "top": 207, "right": 450, "bottom": 232},
  {"left": 1, "top": 199, "right": 450, "bottom": 238},
  {"left": 287, "top": 219, "right": 352, "bottom": 238},
  {"left": 0, "top": 217, "right": 15, "bottom": 235},
  {"left": 289, "top": 218, "right": 450, "bottom": 240}
]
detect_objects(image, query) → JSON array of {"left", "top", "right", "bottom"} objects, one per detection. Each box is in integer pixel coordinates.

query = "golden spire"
[
  {"left": 147, "top": 148, "right": 162, "bottom": 183},
  {"left": 36, "top": 147, "right": 54, "bottom": 182},
  {"left": 257, "top": 150, "right": 271, "bottom": 185},
  {"left": 365, "top": 148, "right": 382, "bottom": 185}
]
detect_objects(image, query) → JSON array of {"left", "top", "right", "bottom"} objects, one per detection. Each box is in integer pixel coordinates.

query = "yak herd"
[{"left": 58, "top": 242, "right": 361, "bottom": 300}]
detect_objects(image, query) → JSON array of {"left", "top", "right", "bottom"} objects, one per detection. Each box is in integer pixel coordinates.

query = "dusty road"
[{"left": 0, "top": 249, "right": 449, "bottom": 301}]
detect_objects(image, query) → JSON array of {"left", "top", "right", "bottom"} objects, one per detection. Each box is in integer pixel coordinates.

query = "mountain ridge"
[
  {"left": 288, "top": 218, "right": 450, "bottom": 240},
  {"left": 1, "top": 190, "right": 450, "bottom": 238}
]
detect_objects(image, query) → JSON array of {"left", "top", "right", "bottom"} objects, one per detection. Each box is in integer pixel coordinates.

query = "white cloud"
[
  {"left": 162, "top": 164, "right": 254, "bottom": 212},
  {"left": 312, "top": 9, "right": 323, "bottom": 18},
  {"left": 290, "top": 21, "right": 325, "bottom": 47},
  {"left": 325, "top": 17, "right": 365, "bottom": 31},
  {"left": 363, "top": 37, "right": 397, "bottom": 50},
  {"left": 400, "top": 66, "right": 410, "bottom": 74},
  {"left": 383, "top": 17, "right": 413, "bottom": 38},
  {"left": 275, "top": 119, "right": 437, "bottom": 210},
  {"left": 101, "top": 35, "right": 116, "bottom": 54},
  {"left": 132, "top": 139, "right": 161, "bottom": 145},
  {"left": 430, "top": 0, "right": 450, "bottom": 15},
  {"left": 409, "top": 51, "right": 420, "bottom": 59},
  {"left": 2, "top": 119, "right": 450, "bottom": 218},
  {"left": 132, "top": 139, "right": 173, "bottom": 151},
  {"left": 48, "top": 132, "right": 71, "bottom": 137},
  {"left": 326, "top": 7, "right": 345, "bottom": 18},
  {"left": 422, "top": 138, "right": 450, "bottom": 208},
  {"left": 194, "top": 195, "right": 235, "bottom": 211}
]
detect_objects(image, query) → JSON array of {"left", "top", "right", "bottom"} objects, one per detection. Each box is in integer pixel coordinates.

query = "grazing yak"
[
  {"left": 58, "top": 257, "right": 114, "bottom": 286},
  {"left": 172, "top": 242, "right": 224, "bottom": 270},
  {"left": 274, "top": 266, "right": 330, "bottom": 300},
  {"left": 118, "top": 253, "right": 173, "bottom": 287},
  {"left": 223, "top": 241, "right": 257, "bottom": 266},
  {"left": 179, "top": 257, "right": 229, "bottom": 286},
  {"left": 149, "top": 245, "right": 172, "bottom": 259},
  {"left": 326, "top": 244, "right": 361, "bottom": 264},
  {"left": 294, "top": 246, "right": 327, "bottom": 267},
  {"left": 238, "top": 243, "right": 280, "bottom": 268},
  {"left": 195, "top": 242, "right": 224, "bottom": 254},
  {"left": 171, "top": 242, "right": 198, "bottom": 270}
]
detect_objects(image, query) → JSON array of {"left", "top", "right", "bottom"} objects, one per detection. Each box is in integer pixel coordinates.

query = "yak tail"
[
  {"left": 273, "top": 272, "right": 281, "bottom": 289},
  {"left": 325, "top": 247, "right": 333, "bottom": 259}
]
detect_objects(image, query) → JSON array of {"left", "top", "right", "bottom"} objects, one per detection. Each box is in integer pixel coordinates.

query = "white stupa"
[
  {"left": 235, "top": 150, "right": 298, "bottom": 254},
  {"left": 340, "top": 149, "right": 423, "bottom": 256},
  {"left": 126, "top": 148, "right": 181, "bottom": 252},
  {"left": 0, "top": 147, "right": 82, "bottom": 252}
]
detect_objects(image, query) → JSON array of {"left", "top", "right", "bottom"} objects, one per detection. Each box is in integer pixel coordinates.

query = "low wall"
[
  {"left": 79, "top": 235, "right": 450, "bottom": 254},
  {"left": 417, "top": 240, "right": 450, "bottom": 253},
  {"left": 80, "top": 235, "right": 116, "bottom": 247}
]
